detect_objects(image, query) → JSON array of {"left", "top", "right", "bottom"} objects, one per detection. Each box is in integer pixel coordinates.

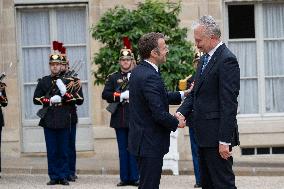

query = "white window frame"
[
  {"left": 223, "top": 1, "right": 284, "bottom": 120},
  {"left": 16, "top": 3, "right": 92, "bottom": 126},
  {"left": 14, "top": 0, "right": 88, "bottom": 5}
]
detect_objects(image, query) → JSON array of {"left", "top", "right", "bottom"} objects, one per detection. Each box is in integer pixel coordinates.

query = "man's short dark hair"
[{"left": 138, "top": 32, "right": 165, "bottom": 60}]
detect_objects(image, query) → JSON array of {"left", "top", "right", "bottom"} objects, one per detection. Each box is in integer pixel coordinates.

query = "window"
[
  {"left": 228, "top": 5, "right": 255, "bottom": 39},
  {"left": 263, "top": 4, "right": 284, "bottom": 113},
  {"left": 241, "top": 146, "right": 284, "bottom": 155},
  {"left": 17, "top": 6, "right": 89, "bottom": 122},
  {"left": 226, "top": 3, "right": 284, "bottom": 115}
]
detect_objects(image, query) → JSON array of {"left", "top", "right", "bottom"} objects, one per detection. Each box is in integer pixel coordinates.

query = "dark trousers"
[
  {"left": 137, "top": 156, "right": 163, "bottom": 189},
  {"left": 68, "top": 124, "right": 77, "bottom": 177},
  {"left": 44, "top": 127, "right": 69, "bottom": 181},
  {"left": 189, "top": 127, "right": 201, "bottom": 185},
  {"left": 199, "top": 147, "right": 237, "bottom": 189},
  {"left": 115, "top": 128, "right": 139, "bottom": 182},
  {"left": 0, "top": 126, "right": 2, "bottom": 173}
]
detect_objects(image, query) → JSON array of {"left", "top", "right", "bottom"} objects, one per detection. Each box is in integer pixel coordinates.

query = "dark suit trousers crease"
[
  {"left": 199, "top": 147, "right": 237, "bottom": 189},
  {"left": 0, "top": 126, "right": 2, "bottom": 172},
  {"left": 137, "top": 156, "right": 163, "bottom": 189}
]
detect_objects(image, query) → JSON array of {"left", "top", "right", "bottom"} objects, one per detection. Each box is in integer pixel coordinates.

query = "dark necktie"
[{"left": 201, "top": 54, "right": 210, "bottom": 74}]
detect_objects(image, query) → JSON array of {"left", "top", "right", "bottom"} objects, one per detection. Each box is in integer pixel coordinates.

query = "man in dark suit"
[
  {"left": 0, "top": 81, "right": 8, "bottom": 178},
  {"left": 128, "top": 32, "right": 187, "bottom": 189},
  {"left": 177, "top": 15, "right": 240, "bottom": 189}
]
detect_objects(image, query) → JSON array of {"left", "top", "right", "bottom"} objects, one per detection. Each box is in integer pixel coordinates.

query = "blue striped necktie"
[{"left": 201, "top": 54, "right": 210, "bottom": 74}]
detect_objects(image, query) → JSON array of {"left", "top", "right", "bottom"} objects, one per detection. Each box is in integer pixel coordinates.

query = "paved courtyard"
[{"left": 0, "top": 174, "right": 283, "bottom": 189}]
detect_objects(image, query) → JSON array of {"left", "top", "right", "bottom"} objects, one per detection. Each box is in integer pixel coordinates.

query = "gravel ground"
[{"left": 0, "top": 174, "right": 284, "bottom": 189}]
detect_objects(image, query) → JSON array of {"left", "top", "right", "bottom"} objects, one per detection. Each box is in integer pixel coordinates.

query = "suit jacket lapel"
[{"left": 195, "top": 44, "right": 226, "bottom": 94}]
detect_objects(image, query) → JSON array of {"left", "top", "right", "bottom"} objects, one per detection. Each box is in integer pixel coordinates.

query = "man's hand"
[
  {"left": 50, "top": 95, "right": 62, "bottom": 104},
  {"left": 56, "top": 79, "right": 67, "bottom": 96},
  {"left": 184, "top": 82, "right": 194, "bottom": 97},
  {"left": 219, "top": 144, "right": 232, "bottom": 160},
  {"left": 175, "top": 112, "right": 186, "bottom": 128}
]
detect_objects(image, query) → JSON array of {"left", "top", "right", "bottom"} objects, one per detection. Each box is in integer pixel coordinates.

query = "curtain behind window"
[
  {"left": 228, "top": 42, "right": 258, "bottom": 114},
  {"left": 263, "top": 3, "right": 284, "bottom": 113},
  {"left": 21, "top": 10, "right": 50, "bottom": 119},
  {"left": 56, "top": 8, "right": 89, "bottom": 118}
]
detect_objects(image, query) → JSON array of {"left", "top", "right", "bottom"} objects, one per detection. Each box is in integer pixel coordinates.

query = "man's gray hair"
[{"left": 192, "top": 15, "right": 221, "bottom": 38}]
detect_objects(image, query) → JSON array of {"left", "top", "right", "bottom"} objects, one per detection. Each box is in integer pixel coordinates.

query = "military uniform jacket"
[
  {"left": 69, "top": 77, "right": 84, "bottom": 124},
  {"left": 0, "top": 89, "right": 8, "bottom": 127},
  {"left": 102, "top": 71, "right": 130, "bottom": 129},
  {"left": 62, "top": 72, "right": 84, "bottom": 124},
  {"left": 33, "top": 75, "right": 71, "bottom": 129}
]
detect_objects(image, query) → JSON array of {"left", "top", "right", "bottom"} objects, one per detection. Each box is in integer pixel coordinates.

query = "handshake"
[{"left": 174, "top": 112, "right": 186, "bottom": 128}]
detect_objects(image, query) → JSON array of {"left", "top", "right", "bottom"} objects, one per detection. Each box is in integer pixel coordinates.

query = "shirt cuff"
[
  {"left": 219, "top": 141, "right": 231, "bottom": 145},
  {"left": 179, "top": 91, "right": 185, "bottom": 100}
]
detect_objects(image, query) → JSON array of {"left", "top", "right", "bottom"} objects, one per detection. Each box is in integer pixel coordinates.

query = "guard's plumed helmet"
[
  {"left": 49, "top": 41, "right": 62, "bottom": 64},
  {"left": 50, "top": 41, "right": 68, "bottom": 64},
  {"left": 49, "top": 54, "right": 61, "bottom": 63},
  {"left": 119, "top": 37, "right": 134, "bottom": 60},
  {"left": 120, "top": 48, "right": 133, "bottom": 59}
]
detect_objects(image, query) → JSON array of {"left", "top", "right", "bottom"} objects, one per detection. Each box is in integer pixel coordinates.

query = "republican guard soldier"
[
  {"left": 33, "top": 46, "right": 74, "bottom": 185},
  {"left": 59, "top": 47, "right": 84, "bottom": 182},
  {"left": 102, "top": 42, "right": 139, "bottom": 187}
]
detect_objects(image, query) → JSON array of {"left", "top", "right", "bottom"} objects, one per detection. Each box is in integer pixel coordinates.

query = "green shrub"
[{"left": 91, "top": 0, "right": 195, "bottom": 91}]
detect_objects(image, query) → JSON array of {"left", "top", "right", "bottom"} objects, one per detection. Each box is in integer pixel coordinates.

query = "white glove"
[
  {"left": 127, "top": 73, "right": 131, "bottom": 80},
  {"left": 56, "top": 79, "right": 67, "bottom": 96},
  {"left": 0, "top": 92, "right": 2, "bottom": 96},
  {"left": 50, "top": 95, "right": 62, "bottom": 104},
  {"left": 120, "top": 90, "right": 129, "bottom": 102}
]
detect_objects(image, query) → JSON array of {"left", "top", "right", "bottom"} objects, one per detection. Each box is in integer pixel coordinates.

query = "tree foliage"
[{"left": 91, "top": 0, "right": 195, "bottom": 91}]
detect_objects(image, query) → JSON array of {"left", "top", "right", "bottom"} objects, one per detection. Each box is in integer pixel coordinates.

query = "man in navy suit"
[
  {"left": 177, "top": 15, "right": 240, "bottom": 189},
  {"left": 128, "top": 32, "right": 187, "bottom": 189}
]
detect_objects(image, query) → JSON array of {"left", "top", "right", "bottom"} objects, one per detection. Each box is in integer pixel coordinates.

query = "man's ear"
[{"left": 150, "top": 49, "right": 159, "bottom": 58}]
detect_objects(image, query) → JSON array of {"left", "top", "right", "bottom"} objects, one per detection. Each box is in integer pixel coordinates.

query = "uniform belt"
[{"left": 52, "top": 103, "right": 62, "bottom": 107}]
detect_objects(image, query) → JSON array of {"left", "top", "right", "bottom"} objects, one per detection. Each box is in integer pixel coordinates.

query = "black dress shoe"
[
  {"left": 46, "top": 180, "right": 58, "bottom": 185},
  {"left": 68, "top": 175, "right": 76, "bottom": 182},
  {"left": 74, "top": 175, "right": 78, "bottom": 179},
  {"left": 194, "top": 183, "right": 201, "bottom": 188},
  {"left": 129, "top": 180, "right": 139, "bottom": 186},
  {"left": 117, "top": 181, "right": 129, "bottom": 186},
  {"left": 59, "top": 179, "right": 69, "bottom": 185}
]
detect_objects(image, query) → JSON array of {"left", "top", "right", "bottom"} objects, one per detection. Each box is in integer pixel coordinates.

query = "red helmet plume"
[{"left": 123, "top": 37, "right": 132, "bottom": 50}]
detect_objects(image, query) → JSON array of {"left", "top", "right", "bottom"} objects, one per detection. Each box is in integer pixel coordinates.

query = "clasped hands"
[
  {"left": 175, "top": 112, "right": 186, "bottom": 128},
  {"left": 49, "top": 79, "right": 66, "bottom": 105},
  {"left": 120, "top": 90, "right": 129, "bottom": 102}
]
